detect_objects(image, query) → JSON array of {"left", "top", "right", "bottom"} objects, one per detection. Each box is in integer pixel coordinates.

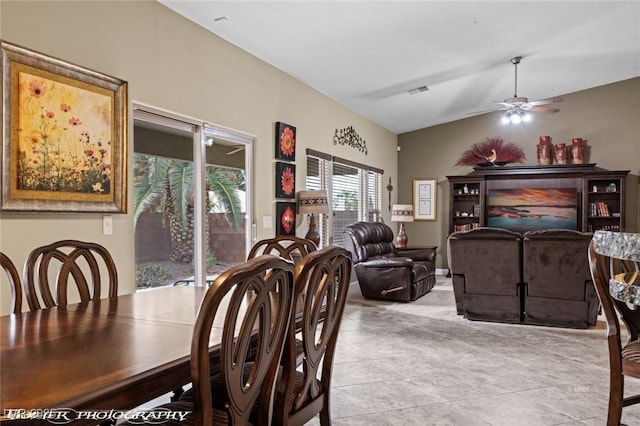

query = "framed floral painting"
[
  {"left": 1, "top": 41, "right": 128, "bottom": 212},
  {"left": 275, "top": 161, "right": 295, "bottom": 199},
  {"left": 275, "top": 121, "right": 296, "bottom": 161},
  {"left": 276, "top": 202, "right": 296, "bottom": 236}
]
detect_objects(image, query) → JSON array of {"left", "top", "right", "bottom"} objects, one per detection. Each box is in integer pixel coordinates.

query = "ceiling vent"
[{"left": 408, "top": 85, "right": 429, "bottom": 95}]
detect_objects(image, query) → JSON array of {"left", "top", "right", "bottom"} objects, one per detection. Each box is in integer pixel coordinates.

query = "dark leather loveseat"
[
  {"left": 447, "top": 227, "right": 597, "bottom": 328},
  {"left": 344, "top": 222, "right": 436, "bottom": 302}
]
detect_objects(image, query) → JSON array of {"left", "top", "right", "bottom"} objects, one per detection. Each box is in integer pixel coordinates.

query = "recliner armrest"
[
  {"left": 358, "top": 257, "right": 414, "bottom": 268},
  {"left": 395, "top": 248, "right": 436, "bottom": 262}
]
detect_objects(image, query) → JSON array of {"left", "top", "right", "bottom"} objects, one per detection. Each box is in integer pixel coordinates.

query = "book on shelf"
[
  {"left": 453, "top": 222, "right": 480, "bottom": 232},
  {"left": 589, "top": 202, "right": 611, "bottom": 217}
]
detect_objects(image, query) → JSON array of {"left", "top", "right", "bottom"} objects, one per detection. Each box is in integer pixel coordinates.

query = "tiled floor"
[
  {"left": 143, "top": 275, "right": 640, "bottom": 425},
  {"left": 311, "top": 275, "right": 640, "bottom": 426}
]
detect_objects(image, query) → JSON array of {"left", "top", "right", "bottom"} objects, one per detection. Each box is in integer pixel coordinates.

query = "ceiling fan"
[{"left": 475, "top": 56, "right": 563, "bottom": 123}]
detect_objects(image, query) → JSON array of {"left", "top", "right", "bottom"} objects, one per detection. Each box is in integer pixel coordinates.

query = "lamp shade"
[
  {"left": 297, "top": 190, "right": 329, "bottom": 214},
  {"left": 391, "top": 204, "right": 414, "bottom": 222}
]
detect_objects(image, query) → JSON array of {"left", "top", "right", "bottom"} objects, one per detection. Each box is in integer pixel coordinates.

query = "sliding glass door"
[{"left": 133, "top": 106, "right": 252, "bottom": 289}]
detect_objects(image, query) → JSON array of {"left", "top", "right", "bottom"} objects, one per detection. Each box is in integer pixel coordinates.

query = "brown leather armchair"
[
  {"left": 447, "top": 227, "right": 523, "bottom": 323},
  {"left": 522, "top": 229, "right": 597, "bottom": 328},
  {"left": 343, "top": 222, "right": 436, "bottom": 302}
]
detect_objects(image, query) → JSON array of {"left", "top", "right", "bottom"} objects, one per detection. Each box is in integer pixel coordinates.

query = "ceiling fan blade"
[
  {"left": 466, "top": 106, "right": 510, "bottom": 115},
  {"left": 529, "top": 97, "right": 563, "bottom": 106},
  {"left": 529, "top": 106, "right": 560, "bottom": 113}
]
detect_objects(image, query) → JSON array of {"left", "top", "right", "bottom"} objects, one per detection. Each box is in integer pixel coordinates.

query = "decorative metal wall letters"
[{"left": 333, "top": 126, "right": 367, "bottom": 155}]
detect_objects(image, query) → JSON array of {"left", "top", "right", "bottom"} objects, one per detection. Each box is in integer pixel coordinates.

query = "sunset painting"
[{"left": 487, "top": 187, "right": 577, "bottom": 232}]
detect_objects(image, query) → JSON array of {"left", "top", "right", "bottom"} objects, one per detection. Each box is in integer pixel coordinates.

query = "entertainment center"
[{"left": 447, "top": 164, "right": 629, "bottom": 235}]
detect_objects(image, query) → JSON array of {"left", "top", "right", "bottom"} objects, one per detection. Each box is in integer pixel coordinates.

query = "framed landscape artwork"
[
  {"left": 487, "top": 187, "right": 578, "bottom": 233},
  {"left": 413, "top": 178, "right": 437, "bottom": 221},
  {"left": 275, "top": 121, "right": 296, "bottom": 161},
  {"left": 276, "top": 202, "right": 296, "bottom": 236},
  {"left": 1, "top": 41, "right": 128, "bottom": 212},
  {"left": 275, "top": 161, "right": 296, "bottom": 199}
]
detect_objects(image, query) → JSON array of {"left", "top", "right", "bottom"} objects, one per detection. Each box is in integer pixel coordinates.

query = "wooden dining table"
[{"left": 1, "top": 286, "right": 232, "bottom": 421}]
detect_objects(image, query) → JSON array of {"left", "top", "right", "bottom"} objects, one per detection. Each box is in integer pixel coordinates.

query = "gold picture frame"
[
  {"left": 413, "top": 178, "right": 437, "bottom": 221},
  {"left": 1, "top": 41, "right": 127, "bottom": 212}
]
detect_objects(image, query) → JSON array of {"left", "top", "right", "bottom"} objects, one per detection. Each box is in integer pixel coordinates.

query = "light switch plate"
[
  {"left": 102, "top": 215, "right": 113, "bottom": 235},
  {"left": 263, "top": 215, "right": 272, "bottom": 229}
]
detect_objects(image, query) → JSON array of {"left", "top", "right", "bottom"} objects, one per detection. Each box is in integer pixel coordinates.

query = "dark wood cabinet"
[{"left": 447, "top": 165, "right": 628, "bottom": 235}]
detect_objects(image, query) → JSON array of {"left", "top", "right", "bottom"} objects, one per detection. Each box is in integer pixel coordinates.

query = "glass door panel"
[
  {"left": 202, "top": 128, "right": 249, "bottom": 279},
  {"left": 133, "top": 118, "right": 198, "bottom": 289}
]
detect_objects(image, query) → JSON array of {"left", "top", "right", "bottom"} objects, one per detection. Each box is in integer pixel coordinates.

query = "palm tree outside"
[{"left": 133, "top": 153, "right": 245, "bottom": 288}]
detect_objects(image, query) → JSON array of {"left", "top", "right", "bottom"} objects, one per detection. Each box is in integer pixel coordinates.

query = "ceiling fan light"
[
  {"left": 510, "top": 112, "right": 522, "bottom": 124},
  {"left": 501, "top": 113, "right": 511, "bottom": 124},
  {"left": 522, "top": 112, "right": 531, "bottom": 122}
]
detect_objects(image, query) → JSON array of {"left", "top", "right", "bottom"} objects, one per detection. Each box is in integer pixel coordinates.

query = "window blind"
[{"left": 306, "top": 149, "right": 383, "bottom": 248}]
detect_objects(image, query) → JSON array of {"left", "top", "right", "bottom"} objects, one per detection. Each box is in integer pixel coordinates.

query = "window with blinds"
[{"left": 306, "top": 150, "right": 383, "bottom": 248}]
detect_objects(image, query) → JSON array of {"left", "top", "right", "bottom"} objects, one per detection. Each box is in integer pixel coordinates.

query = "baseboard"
[{"left": 436, "top": 268, "right": 449, "bottom": 276}]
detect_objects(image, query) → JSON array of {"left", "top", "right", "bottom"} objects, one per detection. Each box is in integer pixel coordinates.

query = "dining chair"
[
  {"left": 125, "top": 255, "right": 295, "bottom": 426},
  {"left": 1, "top": 252, "right": 23, "bottom": 314},
  {"left": 23, "top": 240, "right": 118, "bottom": 310},
  {"left": 273, "top": 245, "right": 352, "bottom": 425},
  {"left": 247, "top": 235, "right": 318, "bottom": 365},
  {"left": 247, "top": 235, "right": 317, "bottom": 263},
  {"left": 200, "top": 246, "right": 352, "bottom": 425},
  {"left": 175, "top": 236, "right": 320, "bottom": 404},
  {"left": 589, "top": 231, "right": 640, "bottom": 426}
]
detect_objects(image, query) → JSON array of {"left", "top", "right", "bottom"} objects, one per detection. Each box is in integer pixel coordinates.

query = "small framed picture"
[
  {"left": 275, "top": 122, "right": 296, "bottom": 161},
  {"left": 413, "top": 178, "right": 437, "bottom": 221},
  {"left": 275, "top": 162, "right": 296, "bottom": 199},
  {"left": 276, "top": 202, "right": 296, "bottom": 236}
]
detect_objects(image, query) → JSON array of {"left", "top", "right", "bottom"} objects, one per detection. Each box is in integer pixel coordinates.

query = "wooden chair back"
[
  {"left": 274, "top": 245, "right": 352, "bottom": 426},
  {"left": 247, "top": 236, "right": 317, "bottom": 264},
  {"left": 589, "top": 231, "right": 640, "bottom": 425},
  {"left": 1, "top": 252, "right": 23, "bottom": 314},
  {"left": 24, "top": 240, "right": 118, "bottom": 310},
  {"left": 192, "top": 255, "right": 295, "bottom": 426}
]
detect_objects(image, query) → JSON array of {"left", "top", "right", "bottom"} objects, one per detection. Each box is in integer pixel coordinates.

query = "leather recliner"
[
  {"left": 522, "top": 229, "right": 597, "bottom": 328},
  {"left": 343, "top": 222, "right": 436, "bottom": 302},
  {"left": 447, "top": 227, "right": 523, "bottom": 323}
]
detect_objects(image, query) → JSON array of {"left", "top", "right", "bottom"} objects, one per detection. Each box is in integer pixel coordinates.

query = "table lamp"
[
  {"left": 297, "top": 190, "right": 329, "bottom": 246},
  {"left": 391, "top": 204, "right": 414, "bottom": 248}
]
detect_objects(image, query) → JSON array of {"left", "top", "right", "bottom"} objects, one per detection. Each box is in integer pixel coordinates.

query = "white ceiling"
[{"left": 159, "top": 1, "right": 640, "bottom": 134}]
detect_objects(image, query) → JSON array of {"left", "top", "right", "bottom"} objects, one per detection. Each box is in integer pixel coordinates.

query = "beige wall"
[
  {"left": 398, "top": 77, "right": 640, "bottom": 269},
  {"left": 0, "top": 1, "right": 398, "bottom": 314}
]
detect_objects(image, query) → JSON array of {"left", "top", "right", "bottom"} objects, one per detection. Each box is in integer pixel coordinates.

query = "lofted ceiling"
[{"left": 159, "top": 1, "right": 640, "bottom": 134}]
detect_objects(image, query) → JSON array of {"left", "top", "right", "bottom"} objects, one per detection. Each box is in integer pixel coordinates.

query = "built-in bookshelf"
[
  {"left": 447, "top": 165, "right": 629, "bottom": 235},
  {"left": 584, "top": 173, "right": 626, "bottom": 232},
  {"left": 447, "top": 176, "right": 484, "bottom": 234}
]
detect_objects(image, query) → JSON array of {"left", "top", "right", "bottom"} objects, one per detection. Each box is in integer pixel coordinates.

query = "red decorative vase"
[
  {"left": 571, "top": 138, "right": 584, "bottom": 164},
  {"left": 537, "top": 136, "right": 552, "bottom": 165},
  {"left": 554, "top": 143, "right": 567, "bottom": 165}
]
